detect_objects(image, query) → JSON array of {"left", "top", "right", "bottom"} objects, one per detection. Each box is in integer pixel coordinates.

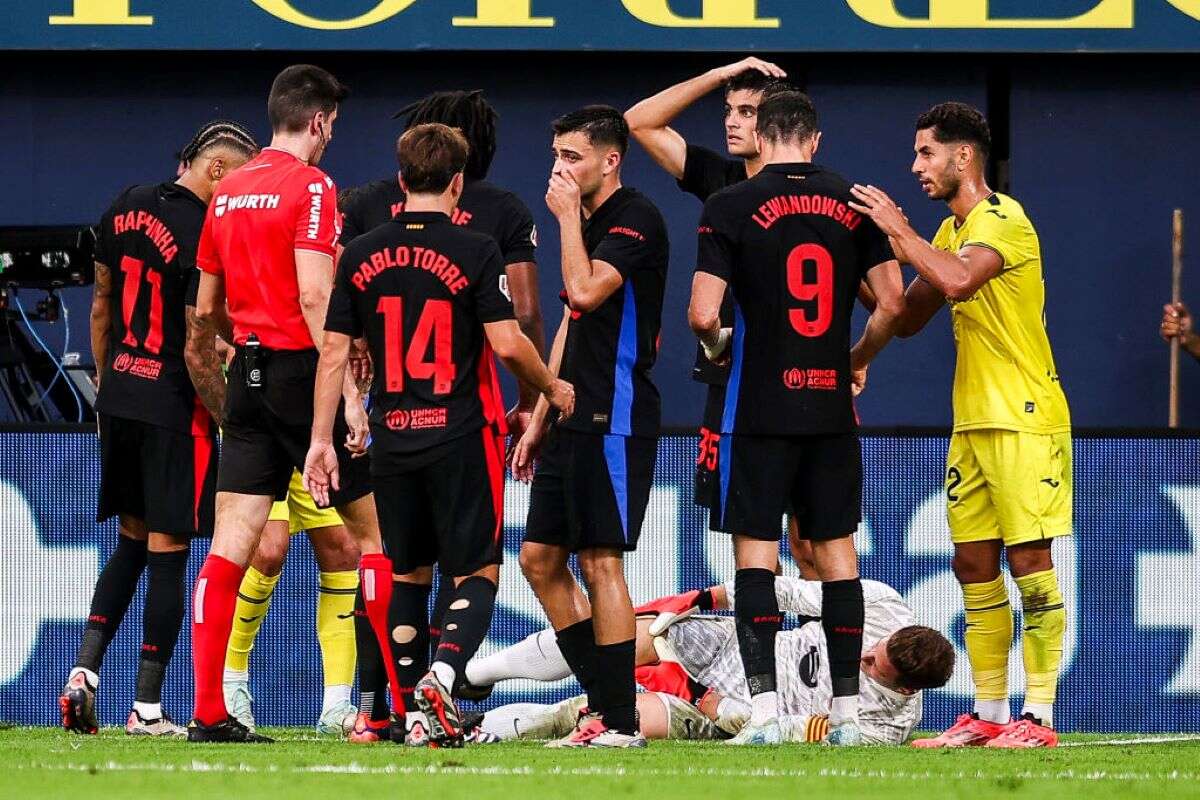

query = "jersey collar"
[
  {"left": 394, "top": 210, "right": 451, "bottom": 224},
  {"left": 762, "top": 162, "right": 822, "bottom": 175},
  {"left": 160, "top": 180, "right": 207, "bottom": 211},
  {"left": 585, "top": 185, "right": 633, "bottom": 230}
]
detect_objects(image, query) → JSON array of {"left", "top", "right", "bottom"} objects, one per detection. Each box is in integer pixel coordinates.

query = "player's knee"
[
  {"left": 577, "top": 549, "right": 623, "bottom": 585},
  {"left": 519, "top": 545, "right": 555, "bottom": 588},
  {"left": 951, "top": 551, "right": 999, "bottom": 584},
  {"left": 1005, "top": 541, "right": 1053, "bottom": 577}
]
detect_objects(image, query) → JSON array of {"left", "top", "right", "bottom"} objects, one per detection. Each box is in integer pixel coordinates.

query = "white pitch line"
[
  {"left": 1060, "top": 735, "right": 1200, "bottom": 747},
  {"left": 8, "top": 761, "right": 1200, "bottom": 782}
]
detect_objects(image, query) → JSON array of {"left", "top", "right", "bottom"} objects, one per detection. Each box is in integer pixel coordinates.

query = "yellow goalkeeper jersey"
[{"left": 931, "top": 192, "right": 1071, "bottom": 434}]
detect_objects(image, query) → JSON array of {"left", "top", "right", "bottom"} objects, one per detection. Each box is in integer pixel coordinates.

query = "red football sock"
[
  {"left": 360, "top": 554, "right": 403, "bottom": 713},
  {"left": 191, "top": 553, "right": 244, "bottom": 725}
]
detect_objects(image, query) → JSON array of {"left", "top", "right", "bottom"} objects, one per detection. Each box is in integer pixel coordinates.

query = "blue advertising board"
[
  {"left": 7, "top": 1, "right": 1200, "bottom": 52},
  {"left": 1, "top": 430, "right": 1198, "bottom": 733}
]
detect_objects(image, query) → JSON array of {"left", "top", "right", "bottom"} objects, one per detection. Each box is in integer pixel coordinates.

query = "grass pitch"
[{"left": 4, "top": 726, "right": 1199, "bottom": 800}]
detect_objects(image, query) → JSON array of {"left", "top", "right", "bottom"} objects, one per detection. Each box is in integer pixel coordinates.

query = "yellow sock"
[
  {"left": 317, "top": 570, "right": 359, "bottom": 691},
  {"left": 1015, "top": 568, "right": 1065, "bottom": 725},
  {"left": 225, "top": 567, "right": 280, "bottom": 673},
  {"left": 962, "top": 575, "right": 1013, "bottom": 719}
]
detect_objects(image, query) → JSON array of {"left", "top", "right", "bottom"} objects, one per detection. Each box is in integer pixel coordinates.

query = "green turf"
[{"left": 4, "top": 727, "right": 1199, "bottom": 800}]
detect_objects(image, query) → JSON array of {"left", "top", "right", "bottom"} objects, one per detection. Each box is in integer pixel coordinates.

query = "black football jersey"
[
  {"left": 93, "top": 181, "right": 208, "bottom": 433},
  {"left": 696, "top": 163, "right": 894, "bottom": 435},
  {"left": 325, "top": 211, "right": 515, "bottom": 461},
  {"left": 678, "top": 144, "right": 746, "bottom": 387},
  {"left": 339, "top": 177, "right": 536, "bottom": 266},
  {"left": 558, "top": 187, "right": 668, "bottom": 438}
]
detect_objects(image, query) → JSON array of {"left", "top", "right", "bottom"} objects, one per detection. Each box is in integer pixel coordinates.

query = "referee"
[{"left": 187, "top": 65, "right": 382, "bottom": 743}]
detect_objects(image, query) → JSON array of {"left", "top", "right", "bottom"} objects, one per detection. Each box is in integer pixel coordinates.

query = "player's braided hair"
[
  {"left": 176, "top": 119, "right": 259, "bottom": 165},
  {"left": 394, "top": 90, "right": 497, "bottom": 181}
]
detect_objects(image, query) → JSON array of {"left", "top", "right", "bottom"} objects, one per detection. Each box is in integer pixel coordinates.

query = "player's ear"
[
  {"left": 957, "top": 143, "right": 972, "bottom": 171},
  {"left": 208, "top": 157, "right": 225, "bottom": 183},
  {"left": 604, "top": 149, "right": 621, "bottom": 176},
  {"left": 398, "top": 171, "right": 409, "bottom": 194},
  {"left": 811, "top": 131, "right": 822, "bottom": 157},
  {"left": 450, "top": 172, "right": 465, "bottom": 199}
]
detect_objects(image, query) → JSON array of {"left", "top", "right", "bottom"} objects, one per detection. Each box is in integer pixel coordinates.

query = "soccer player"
[
  {"left": 511, "top": 106, "right": 669, "bottom": 748},
  {"left": 337, "top": 90, "right": 545, "bottom": 740},
  {"left": 848, "top": 103, "right": 1071, "bottom": 748},
  {"left": 688, "top": 91, "right": 905, "bottom": 746},
  {"left": 305, "top": 122, "right": 573, "bottom": 747},
  {"left": 221, "top": 470, "right": 360, "bottom": 737},
  {"left": 471, "top": 577, "right": 954, "bottom": 745},
  {"left": 188, "top": 65, "right": 387, "bottom": 744},
  {"left": 60, "top": 120, "right": 258, "bottom": 737},
  {"left": 626, "top": 59, "right": 868, "bottom": 577}
]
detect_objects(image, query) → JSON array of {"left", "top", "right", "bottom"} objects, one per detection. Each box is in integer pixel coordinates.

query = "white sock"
[
  {"left": 749, "top": 690, "right": 777, "bottom": 726},
  {"left": 480, "top": 703, "right": 555, "bottom": 741},
  {"left": 830, "top": 695, "right": 859, "bottom": 726},
  {"left": 465, "top": 628, "right": 571, "bottom": 685},
  {"left": 133, "top": 701, "right": 162, "bottom": 720},
  {"left": 322, "top": 684, "right": 352, "bottom": 712},
  {"left": 431, "top": 661, "right": 456, "bottom": 690},
  {"left": 974, "top": 698, "right": 1010, "bottom": 724},
  {"left": 223, "top": 668, "right": 248, "bottom": 684},
  {"left": 1022, "top": 702, "right": 1054, "bottom": 727},
  {"left": 70, "top": 666, "right": 99, "bottom": 688}
]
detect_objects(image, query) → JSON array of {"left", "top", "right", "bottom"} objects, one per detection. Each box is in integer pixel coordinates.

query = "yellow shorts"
[
  {"left": 945, "top": 429, "right": 1073, "bottom": 546},
  {"left": 267, "top": 470, "right": 344, "bottom": 535}
]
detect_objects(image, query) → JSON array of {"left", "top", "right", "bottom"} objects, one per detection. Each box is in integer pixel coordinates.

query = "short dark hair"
[
  {"left": 726, "top": 71, "right": 793, "bottom": 99},
  {"left": 267, "top": 64, "right": 349, "bottom": 134},
  {"left": 755, "top": 91, "right": 819, "bottom": 144},
  {"left": 916, "top": 102, "right": 991, "bottom": 162},
  {"left": 887, "top": 625, "right": 955, "bottom": 692},
  {"left": 397, "top": 123, "right": 470, "bottom": 195},
  {"left": 177, "top": 119, "right": 259, "bottom": 164},
  {"left": 551, "top": 105, "right": 629, "bottom": 157},
  {"left": 394, "top": 90, "right": 498, "bottom": 181}
]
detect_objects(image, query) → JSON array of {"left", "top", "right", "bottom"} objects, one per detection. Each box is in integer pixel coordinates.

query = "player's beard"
[{"left": 932, "top": 168, "right": 960, "bottom": 202}]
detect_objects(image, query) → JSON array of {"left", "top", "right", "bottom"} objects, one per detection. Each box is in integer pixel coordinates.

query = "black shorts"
[
  {"left": 711, "top": 432, "right": 861, "bottom": 542},
  {"left": 373, "top": 429, "right": 505, "bottom": 576},
  {"left": 525, "top": 428, "right": 656, "bottom": 553},
  {"left": 694, "top": 383, "right": 725, "bottom": 509},
  {"left": 218, "top": 346, "right": 370, "bottom": 506},
  {"left": 98, "top": 414, "right": 217, "bottom": 537}
]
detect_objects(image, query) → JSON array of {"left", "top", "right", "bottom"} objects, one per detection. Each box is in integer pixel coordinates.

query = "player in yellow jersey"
[
  {"left": 221, "top": 469, "right": 361, "bottom": 736},
  {"left": 849, "top": 103, "right": 1069, "bottom": 748}
]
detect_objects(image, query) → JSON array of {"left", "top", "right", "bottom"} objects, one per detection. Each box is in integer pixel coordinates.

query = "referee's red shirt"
[{"left": 197, "top": 147, "right": 340, "bottom": 350}]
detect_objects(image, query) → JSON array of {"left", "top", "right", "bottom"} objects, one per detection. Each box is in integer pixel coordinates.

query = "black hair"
[
  {"left": 176, "top": 119, "right": 259, "bottom": 165},
  {"left": 551, "top": 104, "right": 629, "bottom": 156},
  {"left": 755, "top": 91, "right": 819, "bottom": 144},
  {"left": 267, "top": 64, "right": 349, "bottom": 134},
  {"left": 393, "top": 90, "right": 497, "bottom": 181},
  {"left": 916, "top": 102, "right": 992, "bottom": 162},
  {"left": 726, "top": 71, "right": 793, "bottom": 99}
]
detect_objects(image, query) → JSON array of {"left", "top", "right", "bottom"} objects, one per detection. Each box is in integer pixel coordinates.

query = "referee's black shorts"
[{"left": 217, "top": 345, "right": 371, "bottom": 506}]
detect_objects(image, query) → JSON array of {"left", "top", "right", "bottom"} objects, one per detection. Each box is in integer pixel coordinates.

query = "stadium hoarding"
[
  {"left": 9, "top": 1, "right": 1200, "bottom": 52},
  {"left": 1, "top": 430, "right": 1198, "bottom": 733}
]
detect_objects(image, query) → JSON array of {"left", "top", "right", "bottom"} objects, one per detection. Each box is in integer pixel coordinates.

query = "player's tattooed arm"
[
  {"left": 89, "top": 261, "right": 112, "bottom": 388},
  {"left": 184, "top": 305, "right": 226, "bottom": 426}
]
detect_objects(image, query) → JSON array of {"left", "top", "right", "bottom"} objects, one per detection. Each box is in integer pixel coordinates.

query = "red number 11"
[{"left": 119, "top": 256, "right": 164, "bottom": 354}]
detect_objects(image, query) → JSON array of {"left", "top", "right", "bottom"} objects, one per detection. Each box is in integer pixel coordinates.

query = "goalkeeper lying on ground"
[{"left": 467, "top": 577, "right": 955, "bottom": 744}]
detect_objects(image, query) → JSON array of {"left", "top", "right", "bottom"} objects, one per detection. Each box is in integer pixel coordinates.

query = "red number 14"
[{"left": 376, "top": 296, "right": 456, "bottom": 395}]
